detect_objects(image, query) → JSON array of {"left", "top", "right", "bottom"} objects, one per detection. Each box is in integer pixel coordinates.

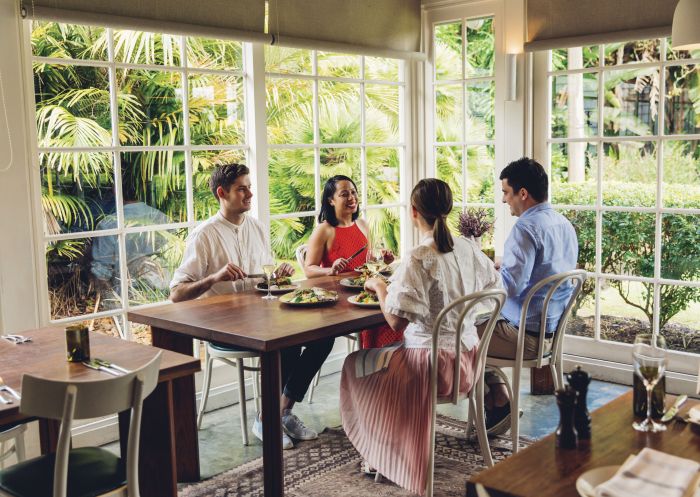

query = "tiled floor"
[{"left": 195, "top": 369, "right": 629, "bottom": 478}]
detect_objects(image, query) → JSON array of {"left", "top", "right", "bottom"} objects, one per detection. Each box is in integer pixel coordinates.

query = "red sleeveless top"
[{"left": 320, "top": 223, "right": 367, "bottom": 273}]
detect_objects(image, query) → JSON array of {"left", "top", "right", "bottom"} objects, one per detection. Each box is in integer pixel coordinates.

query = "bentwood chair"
[
  {"left": 0, "top": 425, "right": 26, "bottom": 469},
  {"left": 196, "top": 342, "right": 260, "bottom": 445},
  {"left": 486, "top": 269, "right": 587, "bottom": 454},
  {"left": 0, "top": 352, "right": 161, "bottom": 497},
  {"left": 425, "top": 288, "right": 506, "bottom": 497}
]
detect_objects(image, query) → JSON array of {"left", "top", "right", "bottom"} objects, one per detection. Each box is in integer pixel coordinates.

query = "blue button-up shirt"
[{"left": 501, "top": 202, "right": 578, "bottom": 334}]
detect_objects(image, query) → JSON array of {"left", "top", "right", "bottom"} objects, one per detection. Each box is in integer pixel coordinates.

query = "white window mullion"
[
  {"left": 179, "top": 36, "right": 195, "bottom": 225},
  {"left": 653, "top": 39, "right": 667, "bottom": 339},
  {"left": 313, "top": 51, "right": 321, "bottom": 214}
]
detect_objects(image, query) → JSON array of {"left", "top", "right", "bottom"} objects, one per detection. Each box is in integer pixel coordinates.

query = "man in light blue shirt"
[{"left": 479, "top": 157, "right": 578, "bottom": 434}]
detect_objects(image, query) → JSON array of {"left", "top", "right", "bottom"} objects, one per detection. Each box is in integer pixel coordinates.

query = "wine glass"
[
  {"left": 365, "top": 246, "right": 383, "bottom": 277},
  {"left": 632, "top": 334, "right": 668, "bottom": 432},
  {"left": 262, "top": 259, "right": 277, "bottom": 300}
]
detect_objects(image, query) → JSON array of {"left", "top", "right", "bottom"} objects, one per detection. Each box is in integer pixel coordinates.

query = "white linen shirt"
[
  {"left": 170, "top": 212, "right": 273, "bottom": 298},
  {"left": 384, "top": 235, "right": 502, "bottom": 351}
]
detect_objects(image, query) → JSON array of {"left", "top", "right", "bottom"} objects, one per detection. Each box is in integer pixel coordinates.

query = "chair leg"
[
  {"left": 473, "top": 393, "right": 494, "bottom": 467},
  {"left": 237, "top": 358, "right": 249, "bottom": 446},
  {"left": 308, "top": 370, "right": 321, "bottom": 404},
  {"left": 550, "top": 362, "right": 563, "bottom": 391},
  {"left": 346, "top": 336, "right": 354, "bottom": 355},
  {"left": 510, "top": 369, "right": 521, "bottom": 454},
  {"left": 251, "top": 362, "right": 261, "bottom": 414},
  {"left": 14, "top": 429, "right": 26, "bottom": 463},
  {"left": 196, "top": 355, "right": 214, "bottom": 430}
]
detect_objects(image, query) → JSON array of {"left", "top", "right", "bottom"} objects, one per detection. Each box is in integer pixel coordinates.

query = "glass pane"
[
  {"left": 126, "top": 228, "right": 186, "bottom": 306},
  {"left": 435, "top": 83, "right": 463, "bottom": 142},
  {"left": 602, "top": 212, "right": 655, "bottom": 277},
  {"left": 365, "top": 84, "right": 400, "bottom": 144},
  {"left": 113, "top": 30, "right": 181, "bottom": 66},
  {"left": 365, "top": 57, "right": 400, "bottom": 81},
  {"left": 604, "top": 39, "right": 660, "bottom": 66},
  {"left": 660, "top": 284, "right": 700, "bottom": 354},
  {"left": 265, "top": 46, "right": 312, "bottom": 74},
  {"left": 47, "top": 235, "right": 121, "bottom": 319},
  {"left": 602, "top": 142, "right": 656, "bottom": 206},
  {"left": 551, "top": 46, "right": 599, "bottom": 71},
  {"left": 186, "top": 37, "right": 242, "bottom": 71},
  {"left": 191, "top": 149, "right": 246, "bottom": 221},
  {"left": 35, "top": 66, "right": 111, "bottom": 148},
  {"left": 666, "top": 36, "right": 700, "bottom": 61},
  {"left": 320, "top": 148, "right": 362, "bottom": 194},
  {"left": 129, "top": 319, "right": 152, "bottom": 345},
  {"left": 268, "top": 148, "right": 315, "bottom": 215},
  {"left": 564, "top": 273, "right": 595, "bottom": 339},
  {"left": 603, "top": 68, "right": 659, "bottom": 137},
  {"left": 188, "top": 73, "right": 244, "bottom": 146},
  {"left": 117, "top": 69, "right": 184, "bottom": 146},
  {"left": 120, "top": 151, "right": 184, "bottom": 223},
  {"left": 550, "top": 142, "right": 598, "bottom": 205},
  {"left": 270, "top": 216, "right": 315, "bottom": 275},
  {"left": 317, "top": 52, "right": 360, "bottom": 79},
  {"left": 367, "top": 147, "right": 400, "bottom": 205},
  {"left": 466, "top": 17, "right": 494, "bottom": 77},
  {"left": 31, "top": 21, "right": 107, "bottom": 60},
  {"left": 436, "top": 146, "right": 463, "bottom": 203},
  {"left": 466, "top": 81, "right": 494, "bottom": 141},
  {"left": 661, "top": 214, "right": 700, "bottom": 282},
  {"left": 40, "top": 152, "right": 114, "bottom": 235},
  {"left": 267, "top": 78, "right": 314, "bottom": 145},
  {"left": 318, "top": 82, "right": 361, "bottom": 144},
  {"left": 665, "top": 64, "right": 700, "bottom": 135},
  {"left": 550, "top": 73, "right": 599, "bottom": 138},
  {"left": 599, "top": 280, "right": 653, "bottom": 343},
  {"left": 365, "top": 207, "right": 401, "bottom": 256},
  {"left": 663, "top": 140, "right": 700, "bottom": 208},
  {"left": 465, "top": 145, "right": 493, "bottom": 203},
  {"left": 434, "top": 22, "right": 462, "bottom": 81}
]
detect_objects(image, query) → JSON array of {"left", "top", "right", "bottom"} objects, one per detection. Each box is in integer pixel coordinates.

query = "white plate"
[
  {"left": 347, "top": 295, "right": 380, "bottom": 308},
  {"left": 339, "top": 277, "right": 364, "bottom": 289},
  {"left": 688, "top": 405, "right": 700, "bottom": 425},
  {"left": 575, "top": 465, "right": 619, "bottom": 497},
  {"left": 254, "top": 283, "right": 299, "bottom": 294},
  {"left": 279, "top": 288, "right": 338, "bottom": 306}
]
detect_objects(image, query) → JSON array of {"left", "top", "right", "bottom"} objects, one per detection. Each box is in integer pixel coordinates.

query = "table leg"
[
  {"left": 151, "top": 326, "right": 194, "bottom": 356},
  {"left": 530, "top": 365, "right": 555, "bottom": 395},
  {"left": 260, "top": 350, "right": 283, "bottom": 497},
  {"left": 172, "top": 374, "right": 200, "bottom": 481},
  {"left": 38, "top": 419, "right": 60, "bottom": 453}
]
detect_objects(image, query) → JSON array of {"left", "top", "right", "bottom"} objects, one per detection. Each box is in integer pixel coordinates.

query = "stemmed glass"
[
  {"left": 262, "top": 258, "right": 277, "bottom": 301},
  {"left": 365, "top": 246, "right": 384, "bottom": 277},
  {"left": 632, "top": 334, "right": 668, "bottom": 432}
]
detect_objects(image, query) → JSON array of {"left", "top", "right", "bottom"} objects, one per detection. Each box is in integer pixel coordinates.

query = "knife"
[
  {"left": 661, "top": 394, "right": 688, "bottom": 422},
  {"left": 0, "top": 385, "right": 21, "bottom": 400},
  {"left": 94, "top": 358, "right": 130, "bottom": 375},
  {"left": 82, "top": 361, "right": 123, "bottom": 376},
  {"left": 346, "top": 244, "right": 368, "bottom": 262}
]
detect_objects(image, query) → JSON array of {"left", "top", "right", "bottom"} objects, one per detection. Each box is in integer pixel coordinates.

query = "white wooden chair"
[
  {"left": 0, "top": 425, "right": 26, "bottom": 469},
  {"left": 0, "top": 352, "right": 161, "bottom": 497},
  {"left": 486, "top": 269, "right": 587, "bottom": 454},
  {"left": 424, "top": 288, "right": 506, "bottom": 497},
  {"left": 196, "top": 342, "right": 260, "bottom": 445},
  {"left": 296, "top": 244, "right": 359, "bottom": 403}
]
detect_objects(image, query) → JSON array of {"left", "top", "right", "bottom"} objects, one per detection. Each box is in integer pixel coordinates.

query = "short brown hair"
[{"left": 209, "top": 164, "right": 250, "bottom": 199}]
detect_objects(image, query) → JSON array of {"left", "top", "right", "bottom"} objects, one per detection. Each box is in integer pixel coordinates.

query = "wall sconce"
[
  {"left": 672, "top": 0, "right": 700, "bottom": 51},
  {"left": 506, "top": 53, "right": 517, "bottom": 101}
]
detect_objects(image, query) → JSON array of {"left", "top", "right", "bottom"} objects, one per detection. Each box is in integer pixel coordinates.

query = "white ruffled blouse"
[{"left": 384, "top": 235, "right": 502, "bottom": 351}]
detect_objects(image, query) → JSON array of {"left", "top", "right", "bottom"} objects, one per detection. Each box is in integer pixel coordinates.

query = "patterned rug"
[{"left": 179, "top": 415, "right": 532, "bottom": 497}]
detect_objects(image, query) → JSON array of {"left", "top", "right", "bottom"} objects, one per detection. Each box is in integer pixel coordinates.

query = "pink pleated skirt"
[{"left": 339, "top": 346, "right": 477, "bottom": 496}]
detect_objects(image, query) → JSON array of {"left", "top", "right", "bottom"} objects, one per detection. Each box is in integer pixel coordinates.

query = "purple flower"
[{"left": 458, "top": 208, "right": 494, "bottom": 238}]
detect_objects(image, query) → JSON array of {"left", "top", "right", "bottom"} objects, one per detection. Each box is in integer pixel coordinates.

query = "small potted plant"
[{"left": 458, "top": 208, "right": 495, "bottom": 258}]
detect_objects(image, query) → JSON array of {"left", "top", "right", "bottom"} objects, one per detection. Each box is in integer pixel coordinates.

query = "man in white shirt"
[{"left": 170, "top": 164, "right": 334, "bottom": 450}]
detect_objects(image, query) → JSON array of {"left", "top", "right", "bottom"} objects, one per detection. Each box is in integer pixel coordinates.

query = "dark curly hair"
[
  {"left": 209, "top": 164, "right": 250, "bottom": 199},
  {"left": 318, "top": 175, "right": 360, "bottom": 227}
]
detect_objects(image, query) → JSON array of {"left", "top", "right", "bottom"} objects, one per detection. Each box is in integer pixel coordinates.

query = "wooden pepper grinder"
[
  {"left": 555, "top": 386, "right": 578, "bottom": 449},
  {"left": 567, "top": 365, "right": 592, "bottom": 441}
]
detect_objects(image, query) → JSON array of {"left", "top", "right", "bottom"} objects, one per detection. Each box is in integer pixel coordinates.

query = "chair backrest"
[
  {"left": 519, "top": 269, "right": 587, "bottom": 369},
  {"left": 20, "top": 352, "right": 162, "bottom": 497},
  {"left": 295, "top": 244, "right": 308, "bottom": 269}
]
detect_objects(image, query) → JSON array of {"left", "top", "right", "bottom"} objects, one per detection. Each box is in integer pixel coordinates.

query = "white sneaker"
[
  {"left": 252, "top": 415, "right": 294, "bottom": 450},
  {"left": 281, "top": 409, "right": 318, "bottom": 440}
]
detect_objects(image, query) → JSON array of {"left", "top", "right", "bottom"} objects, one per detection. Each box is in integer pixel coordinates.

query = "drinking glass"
[
  {"left": 262, "top": 259, "right": 277, "bottom": 300},
  {"left": 365, "top": 246, "right": 383, "bottom": 277},
  {"left": 632, "top": 334, "right": 668, "bottom": 432}
]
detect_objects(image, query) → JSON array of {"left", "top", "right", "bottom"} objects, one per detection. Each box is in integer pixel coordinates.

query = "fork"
[
  {"left": 0, "top": 376, "right": 20, "bottom": 401},
  {"left": 1, "top": 335, "right": 31, "bottom": 344}
]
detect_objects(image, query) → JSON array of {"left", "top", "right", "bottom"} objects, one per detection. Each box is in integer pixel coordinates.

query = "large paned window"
[
  {"left": 30, "top": 22, "right": 247, "bottom": 342},
  {"left": 432, "top": 16, "right": 497, "bottom": 248},
  {"left": 539, "top": 39, "right": 700, "bottom": 372},
  {"left": 265, "top": 47, "right": 405, "bottom": 268}
]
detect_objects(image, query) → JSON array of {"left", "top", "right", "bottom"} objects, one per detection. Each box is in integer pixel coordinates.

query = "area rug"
[{"left": 179, "top": 415, "right": 532, "bottom": 497}]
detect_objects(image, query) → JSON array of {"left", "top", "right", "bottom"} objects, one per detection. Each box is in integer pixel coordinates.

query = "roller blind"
[
  {"left": 525, "top": 0, "right": 679, "bottom": 52},
  {"left": 21, "top": 0, "right": 270, "bottom": 44},
  {"left": 268, "top": 0, "right": 425, "bottom": 60}
]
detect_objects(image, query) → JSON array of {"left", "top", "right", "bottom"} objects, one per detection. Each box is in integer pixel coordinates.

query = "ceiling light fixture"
[{"left": 671, "top": 0, "right": 700, "bottom": 51}]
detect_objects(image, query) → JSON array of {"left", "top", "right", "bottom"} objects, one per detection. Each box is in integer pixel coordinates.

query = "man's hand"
[
  {"left": 364, "top": 277, "right": 387, "bottom": 294},
  {"left": 275, "top": 262, "right": 295, "bottom": 277},
  {"left": 214, "top": 262, "right": 246, "bottom": 282},
  {"left": 330, "top": 257, "right": 349, "bottom": 275}
]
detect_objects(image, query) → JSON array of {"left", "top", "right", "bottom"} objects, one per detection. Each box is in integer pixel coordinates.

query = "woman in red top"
[{"left": 305, "top": 175, "right": 402, "bottom": 348}]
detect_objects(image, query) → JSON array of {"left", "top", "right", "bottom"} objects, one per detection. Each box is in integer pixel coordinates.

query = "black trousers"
[{"left": 280, "top": 337, "right": 335, "bottom": 402}]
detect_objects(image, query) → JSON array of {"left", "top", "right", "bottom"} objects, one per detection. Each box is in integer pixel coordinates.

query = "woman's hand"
[
  {"left": 364, "top": 277, "right": 386, "bottom": 294},
  {"left": 330, "top": 257, "right": 349, "bottom": 275},
  {"left": 275, "top": 262, "right": 295, "bottom": 277}
]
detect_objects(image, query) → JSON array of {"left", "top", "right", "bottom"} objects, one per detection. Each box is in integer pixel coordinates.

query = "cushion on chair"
[
  {"left": 0, "top": 447, "right": 126, "bottom": 497},
  {"left": 209, "top": 341, "right": 249, "bottom": 352}
]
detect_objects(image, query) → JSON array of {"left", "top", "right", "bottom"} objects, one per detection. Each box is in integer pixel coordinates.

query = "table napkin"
[{"left": 595, "top": 448, "right": 700, "bottom": 497}]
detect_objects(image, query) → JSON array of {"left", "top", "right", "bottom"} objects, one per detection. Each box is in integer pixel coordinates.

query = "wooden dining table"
[
  {"left": 466, "top": 390, "right": 700, "bottom": 497},
  {"left": 128, "top": 274, "right": 387, "bottom": 497},
  {"left": 0, "top": 327, "right": 201, "bottom": 497}
]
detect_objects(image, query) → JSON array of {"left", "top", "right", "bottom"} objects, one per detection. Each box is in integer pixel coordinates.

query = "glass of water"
[{"left": 632, "top": 334, "right": 667, "bottom": 432}]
